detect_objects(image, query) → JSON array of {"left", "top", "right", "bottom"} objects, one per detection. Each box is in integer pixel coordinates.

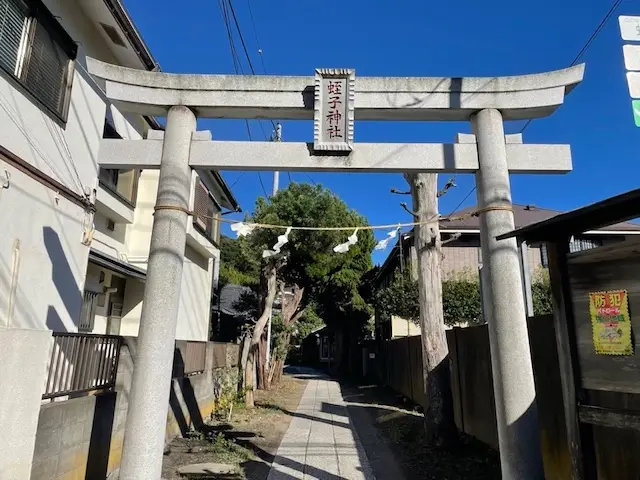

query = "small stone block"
[
  {"left": 177, "top": 463, "right": 242, "bottom": 478},
  {"left": 505, "top": 133, "right": 523, "bottom": 144},
  {"left": 456, "top": 133, "right": 476, "bottom": 144}
]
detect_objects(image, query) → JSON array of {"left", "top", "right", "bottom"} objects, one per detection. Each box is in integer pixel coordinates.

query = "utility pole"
[
  {"left": 406, "top": 172, "right": 455, "bottom": 444},
  {"left": 266, "top": 123, "right": 282, "bottom": 369}
]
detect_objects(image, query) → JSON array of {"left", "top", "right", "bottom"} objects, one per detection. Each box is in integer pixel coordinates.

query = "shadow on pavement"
[{"left": 338, "top": 379, "right": 500, "bottom": 480}]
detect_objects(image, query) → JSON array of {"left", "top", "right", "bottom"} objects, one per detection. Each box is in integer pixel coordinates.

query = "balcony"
[{"left": 95, "top": 168, "right": 139, "bottom": 224}]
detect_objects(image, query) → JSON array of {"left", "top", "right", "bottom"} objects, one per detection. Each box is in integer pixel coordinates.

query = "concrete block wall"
[
  {"left": 31, "top": 397, "right": 94, "bottom": 480},
  {"left": 30, "top": 337, "right": 240, "bottom": 479}
]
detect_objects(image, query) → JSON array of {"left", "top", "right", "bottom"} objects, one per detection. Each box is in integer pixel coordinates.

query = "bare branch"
[
  {"left": 390, "top": 187, "right": 411, "bottom": 195},
  {"left": 441, "top": 232, "right": 461, "bottom": 245},
  {"left": 401, "top": 202, "right": 419, "bottom": 217},
  {"left": 437, "top": 177, "right": 457, "bottom": 198}
]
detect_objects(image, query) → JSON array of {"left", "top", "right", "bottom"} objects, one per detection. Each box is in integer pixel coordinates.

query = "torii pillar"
[{"left": 88, "top": 57, "right": 584, "bottom": 480}]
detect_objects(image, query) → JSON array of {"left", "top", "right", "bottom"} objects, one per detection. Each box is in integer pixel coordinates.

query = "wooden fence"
[{"left": 375, "top": 316, "right": 587, "bottom": 479}]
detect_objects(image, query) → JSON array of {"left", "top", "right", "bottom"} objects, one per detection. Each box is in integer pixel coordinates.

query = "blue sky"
[{"left": 125, "top": 0, "right": 640, "bottom": 264}]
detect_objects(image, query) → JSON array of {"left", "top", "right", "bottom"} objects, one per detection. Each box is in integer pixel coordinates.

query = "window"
[
  {"left": 0, "top": 0, "right": 77, "bottom": 120},
  {"left": 193, "top": 177, "right": 221, "bottom": 243},
  {"left": 99, "top": 167, "right": 139, "bottom": 205},
  {"left": 78, "top": 290, "right": 99, "bottom": 332},
  {"left": 99, "top": 121, "right": 140, "bottom": 205}
]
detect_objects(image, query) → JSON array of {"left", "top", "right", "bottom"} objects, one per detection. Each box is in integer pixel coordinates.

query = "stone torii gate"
[{"left": 88, "top": 58, "right": 584, "bottom": 480}]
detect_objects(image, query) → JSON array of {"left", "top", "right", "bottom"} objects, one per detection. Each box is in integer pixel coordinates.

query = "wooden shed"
[{"left": 501, "top": 188, "right": 640, "bottom": 480}]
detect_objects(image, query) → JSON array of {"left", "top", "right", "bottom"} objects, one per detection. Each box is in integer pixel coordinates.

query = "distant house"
[
  {"left": 374, "top": 204, "right": 640, "bottom": 340},
  {"left": 211, "top": 284, "right": 255, "bottom": 342},
  {"left": 301, "top": 325, "right": 335, "bottom": 367}
]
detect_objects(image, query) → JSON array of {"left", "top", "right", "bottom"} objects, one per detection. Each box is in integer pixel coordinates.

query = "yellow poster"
[{"left": 589, "top": 290, "right": 633, "bottom": 355}]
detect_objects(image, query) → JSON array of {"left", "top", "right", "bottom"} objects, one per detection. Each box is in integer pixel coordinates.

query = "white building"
[{"left": 0, "top": 0, "right": 238, "bottom": 341}]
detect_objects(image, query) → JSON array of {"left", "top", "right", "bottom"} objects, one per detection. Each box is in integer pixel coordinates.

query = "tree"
[
  {"left": 241, "top": 183, "right": 374, "bottom": 404},
  {"left": 442, "top": 277, "right": 483, "bottom": 325},
  {"left": 219, "top": 235, "right": 259, "bottom": 287},
  {"left": 532, "top": 269, "right": 552, "bottom": 316},
  {"left": 407, "top": 172, "right": 455, "bottom": 445}
]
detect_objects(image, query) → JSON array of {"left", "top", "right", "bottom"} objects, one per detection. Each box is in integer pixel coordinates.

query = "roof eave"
[
  {"left": 102, "top": 0, "right": 159, "bottom": 72},
  {"left": 498, "top": 188, "right": 640, "bottom": 243}
]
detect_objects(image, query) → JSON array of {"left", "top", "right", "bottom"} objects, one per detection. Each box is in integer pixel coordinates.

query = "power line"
[
  {"left": 245, "top": 0, "right": 268, "bottom": 74},
  {"left": 303, "top": 173, "right": 317, "bottom": 185},
  {"left": 448, "top": 186, "right": 476, "bottom": 216},
  {"left": 230, "top": 173, "right": 246, "bottom": 187},
  {"left": 287, "top": 172, "right": 293, "bottom": 184},
  {"left": 226, "top": 0, "right": 257, "bottom": 75},
  {"left": 257, "top": 172, "right": 268, "bottom": 197},
  {"left": 228, "top": 0, "right": 277, "bottom": 133},
  {"left": 520, "top": 0, "right": 624, "bottom": 134}
]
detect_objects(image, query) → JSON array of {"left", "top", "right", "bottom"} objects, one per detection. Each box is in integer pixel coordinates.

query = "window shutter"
[
  {"left": 21, "top": 17, "right": 69, "bottom": 116},
  {"left": 0, "top": 0, "right": 28, "bottom": 75}
]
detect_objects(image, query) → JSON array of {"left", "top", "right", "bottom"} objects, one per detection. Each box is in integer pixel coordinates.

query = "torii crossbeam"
[{"left": 87, "top": 57, "right": 584, "bottom": 480}]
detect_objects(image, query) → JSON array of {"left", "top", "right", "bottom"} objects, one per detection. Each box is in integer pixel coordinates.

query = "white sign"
[
  {"left": 313, "top": 69, "right": 355, "bottom": 152},
  {"left": 623, "top": 45, "right": 640, "bottom": 71},
  {"left": 626, "top": 72, "right": 640, "bottom": 98},
  {"left": 619, "top": 16, "right": 640, "bottom": 42}
]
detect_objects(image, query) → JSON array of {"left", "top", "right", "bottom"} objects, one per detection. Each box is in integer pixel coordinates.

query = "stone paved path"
[{"left": 267, "top": 374, "right": 375, "bottom": 480}]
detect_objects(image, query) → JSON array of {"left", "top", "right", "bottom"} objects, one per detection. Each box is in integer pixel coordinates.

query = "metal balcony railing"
[{"left": 43, "top": 333, "right": 122, "bottom": 399}]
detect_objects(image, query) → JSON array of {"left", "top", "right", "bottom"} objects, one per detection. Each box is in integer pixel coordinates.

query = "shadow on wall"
[
  {"left": 46, "top": 305, "right": 65, "bottom": 332},
  {"left": 86, "top": 393, "right": 117, "bottom": 480},
  {"left": 169, "top": 349, "right": 205, "bottom": 436},
  {"left": 43, "top": 226, "right": 82, "bottom": 331}
]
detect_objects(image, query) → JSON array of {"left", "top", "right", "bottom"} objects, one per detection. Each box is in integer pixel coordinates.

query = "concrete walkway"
[{"left": 267, "top": 374, "right": 375, "bottom": 480}]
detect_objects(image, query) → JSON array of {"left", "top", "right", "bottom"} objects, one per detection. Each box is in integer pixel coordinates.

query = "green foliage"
[
  {"left": 532, "top": 270, "right": 553, "bottom": 316},
  {"left": 219, "top": 235, "right": 260, "bottom": 287},
  {"left": 249, "top": 184, "right": 375, "bottom": 296},
  {"left": 248, "top": 184, "right": 375, "bottom": 332},
  {"left": 375, "top": 266, "right": 555, "bottom": 327},
  {"left": 295, "top": 305, "right": 325, "bottom": 340},
  {"left": 442, "top": 279, "right": 482, "bottom": 325},
  {"left": 375, "top": 269, "right": 420, "bottom": 322},
  {"left": 375, "top": 270, "right": 483, "bottom": 327},
  {"left": 271, "top": 304, "right": 325, "bottom": 361}
]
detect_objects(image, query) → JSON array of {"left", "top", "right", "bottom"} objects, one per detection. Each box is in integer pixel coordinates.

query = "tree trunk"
[
  {"left": 256, "top": 334, "right": 266, "bottom": 389},
  {"left": 240, "top": 332, "right": 251, "bottom": 391},
  {"left": 271, "top": 332, "right": 291, "bottom": 385},
  {"left": 244, "top": 348, "right": 256, "bottom": 407},
  {"left": 266, "top": 284, "right": 305, "bottom": 387},
  {"left": 245, "top": 262, "right": 278, "bottom": 408},
  {"left": 407, "top": 172, "right": 456, "bottom": 445}
]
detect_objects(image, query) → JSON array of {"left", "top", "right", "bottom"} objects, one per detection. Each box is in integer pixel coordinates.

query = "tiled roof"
[{"left": 440, "top": 204, "right": 640, "bottom": 232}]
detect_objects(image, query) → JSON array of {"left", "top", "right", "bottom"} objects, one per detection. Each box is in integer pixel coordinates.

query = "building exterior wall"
[
  {"left": 0, "top": 0, "right": 143, "bottom": 332},
  {"left": 391, "top": 315, "right": 422, "bottom": 338},
  {"left": 0, "top": 160, "right": 89, "bottom": 331},
  {"left": 440, "top": 240, "right": 544, "bottom": 281},
  {"left": 177, "top": 245, "right": 214, "bottom": 341},
  {"left": 30, "top": 338, "right": 240, "bottom": 480}
]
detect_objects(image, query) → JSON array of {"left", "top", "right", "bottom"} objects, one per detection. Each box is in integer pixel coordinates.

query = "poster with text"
[{"left": 589, "top": 290, "right": 633, "bottom": 355}]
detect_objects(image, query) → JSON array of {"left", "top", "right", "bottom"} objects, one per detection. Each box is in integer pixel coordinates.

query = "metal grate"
[{"left": 43, "top": 333, "right": 122, "bottom": 399}]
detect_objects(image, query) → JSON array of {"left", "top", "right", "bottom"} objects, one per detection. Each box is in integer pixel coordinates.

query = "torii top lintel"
[{"left": 86, "top": 58, "right": 584, "bottom": 122}]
